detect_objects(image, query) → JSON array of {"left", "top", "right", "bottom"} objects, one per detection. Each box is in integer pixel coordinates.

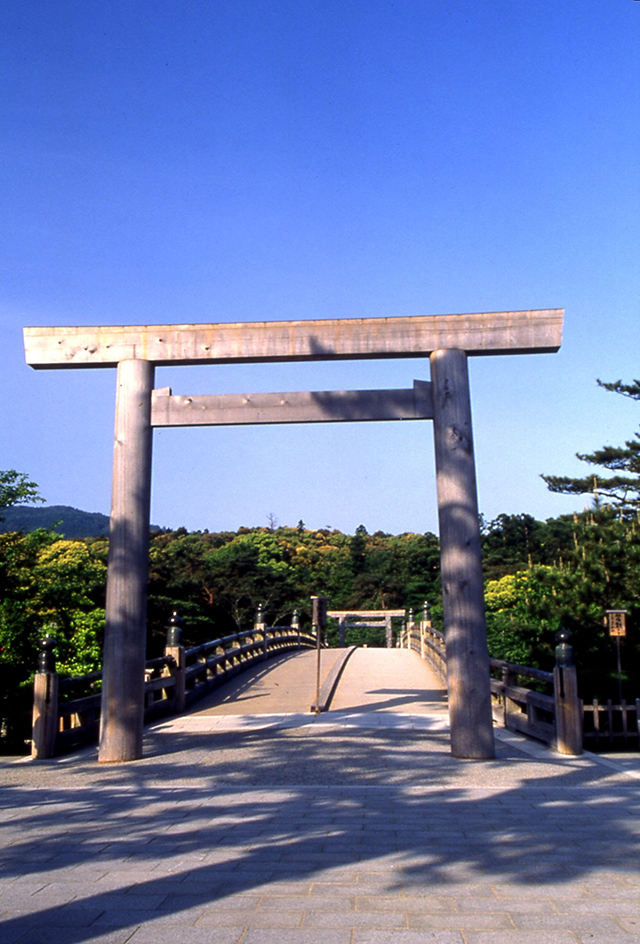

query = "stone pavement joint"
[{"left": 1, "top": 648, "right": 639, "bottom": 943}]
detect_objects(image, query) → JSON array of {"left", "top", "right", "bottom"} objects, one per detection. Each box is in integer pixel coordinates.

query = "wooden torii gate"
[
  {"left": 328, "top": 610, "right": 406, "bottom": 648},
  {"left": 24, "top": 308, "right": 563, "bottom": 763}
]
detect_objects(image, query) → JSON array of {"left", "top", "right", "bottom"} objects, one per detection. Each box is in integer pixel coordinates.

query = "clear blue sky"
[{"left": 2, "top": 0, "right": 639, "bottom": 535}]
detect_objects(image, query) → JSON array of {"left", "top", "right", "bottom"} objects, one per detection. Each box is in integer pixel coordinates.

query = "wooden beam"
[
  {"left": 327, "top": 611, "right": 406, "bottom": 619},
  {"left": 24, "top": 309, "right": 563, "bottom": 369},
  {"left": 150, "top": 383, "right": 433, "bottom": 427}
]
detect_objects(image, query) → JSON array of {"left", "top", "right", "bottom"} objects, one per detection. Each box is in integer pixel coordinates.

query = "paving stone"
[
  {"left": 407, "top": 913, "right": 513, "bottom": 930},
  {"left": 491, "top": 883, "right": 589, "bottom": 898},
  {"left": 357, "top": 896, "right": 454, "bottom": 913},
  {"left": 0, "top": 906, "right": 105, "bottom": 928},
  {"left": 587, "top": 885, "right": 640, "bottom": 898},
  {"left": 352, "top": 931, "right": 463, "bottom": 943},
  {"left": 242, "top": 932, "right": 350, "bottom": 944},
  {"left": 258, "top": 895, "right": 354, "bottom": 911},
  {"left": 574, "top": 938, "right": 640, "bottom": 944},
  {"left": 196, "top": 908, "right": 304, "bottom": 927},
  {"left": 463, "top": 934, "right": 578, "bottom": 944},
  {"left": 157, "top": 893, "right": 260, "bottom": 912},
  {"left": 554, "top": 899, "right": 640, "bottom": 914},
  {"left": 129, "top": 929, "right": 242, "bottom": 944},
  {"left": 93, "top": 908, "right": 198, "bottom": 927},
  {"left": 402, "top": 884, "right": 496, "bottom": 898},
  {"left": 13, "top": 929, "right": 136, "bottom": 944},
  {"left": 454, "top": 898, "right": 556, "bottom": 914},
  {"left": 0, "top": 925, "right": 27, "bottom": 944},
  {"left": 513, "top": 914, "right": 624, "bottom": 931}
]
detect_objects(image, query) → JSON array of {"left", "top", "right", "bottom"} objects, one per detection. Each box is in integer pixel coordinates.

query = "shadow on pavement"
[{"left": 1, "top": 720, "right": 639, "bottom": 943}]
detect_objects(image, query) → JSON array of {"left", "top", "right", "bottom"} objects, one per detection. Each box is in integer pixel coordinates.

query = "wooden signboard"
[{"left": 607, "top": 610, "right": 627, "bottom": 638}]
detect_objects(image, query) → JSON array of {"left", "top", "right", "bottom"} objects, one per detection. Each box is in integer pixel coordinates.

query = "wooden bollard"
[
  {"left": 32, "top": 635, "right": 59, "bottom": 759},
  {"left": 255, "top": 604, "right": 267, "bottom": 657},
  {"left": 164, "top": 611, "right": 186, "bottom": 714},
  {"left": 554, "top": 629, "right": 583, "bottom": 756}
]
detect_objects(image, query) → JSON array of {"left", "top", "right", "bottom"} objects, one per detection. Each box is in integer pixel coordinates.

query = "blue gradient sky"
[{"left": 2, "top": 1, "right": 639, "bottom": 534}]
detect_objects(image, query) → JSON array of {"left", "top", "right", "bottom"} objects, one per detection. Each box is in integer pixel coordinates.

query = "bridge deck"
[
  {"left": 186, "top": 647, "right": 448, "bottom": 718},
  {"left": 1, "top": 649, "right": 639, "bottom": 944}
]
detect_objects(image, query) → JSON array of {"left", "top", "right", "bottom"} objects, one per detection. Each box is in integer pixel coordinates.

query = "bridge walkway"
[
  {"left": 1, "top": 649, "right": 639, "bottom": 944},
  {"left": 184, "top": 646, "right": 448, "bottom": 718}
]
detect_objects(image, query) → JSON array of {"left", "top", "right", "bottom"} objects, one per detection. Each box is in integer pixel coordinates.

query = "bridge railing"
[
  {"left": 489, "top": 659, "right": 555, "bottom": 743},
  {"left": 398, "top": 606, "right": 582, "bottom": 756},
  {"left": 32, "top": 609, "right": 317, "bottom": 759},
  {"left": 397, "top": 608, "right": 446, "bottom": 682},
  {"left": 489, "top": 636, "right": 583, "bottom": 755}
]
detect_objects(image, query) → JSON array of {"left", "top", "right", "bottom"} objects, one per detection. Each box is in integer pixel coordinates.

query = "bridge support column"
[
  {"left": 431, "top": 348, "right": 495, "bottom": 759},
  {"left": 99, "top": 359, "right": 154, "bottom": 763}
]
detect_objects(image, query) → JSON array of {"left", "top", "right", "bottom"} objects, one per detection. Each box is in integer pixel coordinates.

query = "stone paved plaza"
[{"left": 1, "top": 651, "right": 639, "bottom": 943}]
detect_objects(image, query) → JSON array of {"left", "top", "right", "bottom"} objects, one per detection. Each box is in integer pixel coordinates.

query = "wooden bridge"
[
  {"left": 31, "top": 605, "right": 585, "bottom": 761},
  {"left": 3, "top": 627, "right": 640, "bottom": 944}
]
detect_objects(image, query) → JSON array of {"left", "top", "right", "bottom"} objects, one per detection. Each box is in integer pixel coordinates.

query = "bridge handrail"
[
  {"left": 489, "top": 657, "right": 553, "bottom": 685},
  {"left": 398, "top": 617, "right": 447, "bottom": 682},
  {"left": 32, "top": 616, "right": 318, "bottom": 759},
  {"left": 398, "top": 613, "right": 582, "bottom": 756}
]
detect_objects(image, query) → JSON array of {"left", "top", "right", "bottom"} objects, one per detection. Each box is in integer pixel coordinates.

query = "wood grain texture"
[
  {"left": 431, "top": 347, "right": 495, "bottom": 759},
  {"left": 150, "top": 383, "right": 433, "bottom": 426},
  {"left": 99, "top": 359, "right": 154, "bottom": 763},
  {"left": 24, "top": 309, "right": 563, "bottom": 368}
]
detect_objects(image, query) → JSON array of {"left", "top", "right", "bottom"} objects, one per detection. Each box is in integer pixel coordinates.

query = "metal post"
[
  {"left": 99, "top": 358, "right": 154, "bottom": 763},
  {"left": 311, "top": 595, "right": 327, "bottom": 713},
  {"left": 431, "top": 348, "right": 495, "bottom": 759}
]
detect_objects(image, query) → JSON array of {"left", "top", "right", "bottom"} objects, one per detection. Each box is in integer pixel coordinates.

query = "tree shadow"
[{"left": 1, "top": 721, "right": 638, "bottom": 943}]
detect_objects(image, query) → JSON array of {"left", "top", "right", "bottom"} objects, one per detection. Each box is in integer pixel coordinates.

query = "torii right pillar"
[{"left": 431, "top": 348, "right": 495, "bottom": 759}]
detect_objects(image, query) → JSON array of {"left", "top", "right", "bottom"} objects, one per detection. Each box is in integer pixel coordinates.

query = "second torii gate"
[
  {"left": 328, "top": 610, "right": 406, "bottom": 648},
  {"left": 24, "top": 308, "right": 563, "bottom": 764}
]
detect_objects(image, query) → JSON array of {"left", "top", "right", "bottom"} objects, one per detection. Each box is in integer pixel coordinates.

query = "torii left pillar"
[{"left": 99, "top": 359, "right": 154, "bottom": 762}]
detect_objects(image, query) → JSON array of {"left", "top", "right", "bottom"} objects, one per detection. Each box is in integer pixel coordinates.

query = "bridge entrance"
[{"left": 24, "top": 308, "right": 563, "bottom": 763}]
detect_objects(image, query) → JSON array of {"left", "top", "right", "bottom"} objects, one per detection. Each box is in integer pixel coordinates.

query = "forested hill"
[{"left": 0, "top": 505, "right": 112, "bottom": 538}]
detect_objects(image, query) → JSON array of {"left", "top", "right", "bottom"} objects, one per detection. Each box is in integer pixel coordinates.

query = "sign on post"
[{"left": 606, "top": 610, "right": 627, "bottom": 637}]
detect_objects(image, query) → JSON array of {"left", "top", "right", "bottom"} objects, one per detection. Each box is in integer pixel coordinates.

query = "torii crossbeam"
[{"left": 24, "top": 309, "right": 563, "bottom": 763}]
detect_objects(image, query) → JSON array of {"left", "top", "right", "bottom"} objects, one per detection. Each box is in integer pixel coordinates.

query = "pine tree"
[{"left": 542, "top": 379, "right": 640, "bottom": 515}]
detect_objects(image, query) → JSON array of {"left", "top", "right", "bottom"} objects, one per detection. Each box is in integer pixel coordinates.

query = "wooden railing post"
[
  {"left": 164, "top": 611, "right": 186, "bottom": 714},
  {"left": 502, "top": 664, "right": 517, "bottom": 727},
  {"left": 292, "top": 609, "right": 301, "bottom": 647},
  {"left": 338, "top": 616, "right": 346, "bottom": 648},
  {"left": 32, "top": 635, "right": 59, "bottom": 759},
  {"left": 255, "top": 604, "right": 267, "bottom": 657},
  {"left": 554, "top": 628, "right": 583, "bottom": 756}
]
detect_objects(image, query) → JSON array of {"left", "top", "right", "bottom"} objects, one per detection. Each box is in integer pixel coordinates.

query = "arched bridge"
[
  {"left": 32, "top": 607, "right": 584, "bottom": 761},
  {"left": 5, "top": 621, "right": 639, "bottom": 944}
]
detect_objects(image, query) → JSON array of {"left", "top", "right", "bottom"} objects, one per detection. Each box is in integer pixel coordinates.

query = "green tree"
[
  {"left": 542, "top": 378, "right": 640, "bottom": 514},
  {"left": 0, "top": 470, "right": 43, "bottom": 521}
]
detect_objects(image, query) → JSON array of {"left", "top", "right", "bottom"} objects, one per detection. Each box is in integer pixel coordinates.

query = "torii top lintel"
[{"left": 24, "top": 309, "right": 563, "bottom": 369}]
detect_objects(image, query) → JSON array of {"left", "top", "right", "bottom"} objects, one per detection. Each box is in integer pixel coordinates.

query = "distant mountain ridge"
[{"left": 0, "top": 505, "right": 112, "bottom": 538}]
